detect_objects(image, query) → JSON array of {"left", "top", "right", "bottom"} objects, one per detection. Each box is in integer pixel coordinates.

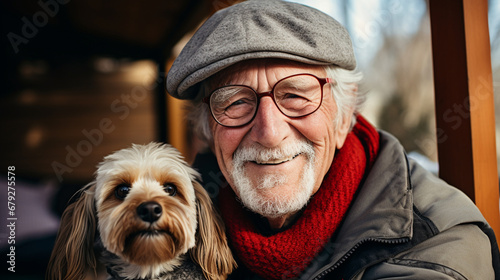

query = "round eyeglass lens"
[
  {"left": 210, "top": 86, "right": 258, "bottom": 127},
  {"left": 273, "top": 74, "right": 323, "bottom": 117}
]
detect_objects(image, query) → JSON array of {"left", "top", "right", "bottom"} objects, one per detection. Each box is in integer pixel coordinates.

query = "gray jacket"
[
  {"left": 194, "top": 131, "right": 500, "bottom": 280},
  {"left": 298, "top": 131, "right": 499, "bottom": 280}
]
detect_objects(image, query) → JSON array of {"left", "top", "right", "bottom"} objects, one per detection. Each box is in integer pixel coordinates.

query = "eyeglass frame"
[{"left": 203, "top": 73, "right": 334, "bottom": 128}]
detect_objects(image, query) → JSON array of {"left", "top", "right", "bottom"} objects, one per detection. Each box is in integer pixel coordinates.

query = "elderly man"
[{"left": 166, "top": 0, "right": 499, "bottom": 279}]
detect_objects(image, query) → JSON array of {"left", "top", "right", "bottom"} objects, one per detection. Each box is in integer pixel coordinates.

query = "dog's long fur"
[{"left": 46, "top": 143, "right": 235, "bottom": 280}]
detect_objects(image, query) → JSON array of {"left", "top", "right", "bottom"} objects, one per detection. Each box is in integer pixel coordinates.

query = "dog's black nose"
[{"left": 137, "top": 202, "right": 162, "bottom": 223}]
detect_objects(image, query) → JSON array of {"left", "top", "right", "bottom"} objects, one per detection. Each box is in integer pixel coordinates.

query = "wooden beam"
[{"left": 429, "top": 0, "right": 500, "bottom": 235}]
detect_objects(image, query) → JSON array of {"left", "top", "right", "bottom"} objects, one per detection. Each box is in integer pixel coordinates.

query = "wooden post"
[{"left": 429, "top": 0, "right": 500, "bottom": 235}]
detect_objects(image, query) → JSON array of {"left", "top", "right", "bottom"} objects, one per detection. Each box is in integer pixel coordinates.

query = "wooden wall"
[{"left": 0, "top": 58, "right": 157, "bottom": 185}]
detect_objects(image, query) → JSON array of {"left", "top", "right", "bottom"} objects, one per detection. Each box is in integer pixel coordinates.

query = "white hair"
[
  {"left": 325, "top": 66, "right": 365, "bottom": 130},
  {"left": 187, "top": 65, "right": 365, "bottom": 145}
]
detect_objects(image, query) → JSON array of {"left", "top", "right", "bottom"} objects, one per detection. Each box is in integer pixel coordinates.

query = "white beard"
[{"left": 230, "top": 140, "right": 316, "bottom": 218}]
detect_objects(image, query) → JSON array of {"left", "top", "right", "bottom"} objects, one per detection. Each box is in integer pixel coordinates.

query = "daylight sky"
[{"left": 286, "top": 0, "right": 499, "bottom": 68}]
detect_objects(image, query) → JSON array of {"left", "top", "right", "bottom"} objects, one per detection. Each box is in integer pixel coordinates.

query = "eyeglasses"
[{"left": 203, "top": 73, "right": 333, "bottom": 127}]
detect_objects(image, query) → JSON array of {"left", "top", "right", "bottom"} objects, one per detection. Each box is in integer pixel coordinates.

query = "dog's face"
[
  {"left": 47, "top": 143, "right": 236, "bottom": 280},
  {"left": 94, "top": 143, "right": 199, "bottom": 266}
]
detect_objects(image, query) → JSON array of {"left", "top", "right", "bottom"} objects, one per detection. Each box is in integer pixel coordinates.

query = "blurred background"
[{"left": 0, "top": 0, "right": 499, "bottom": 278}]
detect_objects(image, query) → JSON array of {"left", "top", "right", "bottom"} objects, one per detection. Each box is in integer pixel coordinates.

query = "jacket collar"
[{"left": 327, "top": 131, "right": 414, "bottom": 264}]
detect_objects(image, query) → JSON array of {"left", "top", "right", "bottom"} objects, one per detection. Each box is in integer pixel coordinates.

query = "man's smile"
[{"left": 253, "top": 153, "right": 301, "bottom": 165}]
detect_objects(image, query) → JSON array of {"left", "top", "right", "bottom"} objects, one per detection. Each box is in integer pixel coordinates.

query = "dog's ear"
[
  {"left": 190, "top": 181, "right": 237, "bottom": 280},
  {"left": 46, "top": 184, "right": 98, "bottom": 280}
]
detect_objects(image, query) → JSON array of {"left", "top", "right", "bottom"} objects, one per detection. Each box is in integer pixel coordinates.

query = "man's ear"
[
  {"left": 335, "top": 84, "right": 358, "bottom": 149},
  {"left": 335, "top": 112, "right": 353, "bottom": 149}
]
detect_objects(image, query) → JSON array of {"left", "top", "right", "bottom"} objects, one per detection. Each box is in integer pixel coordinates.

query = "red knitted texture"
[{"left": 219, "top": 116, "right": 379, "bottom": 279}]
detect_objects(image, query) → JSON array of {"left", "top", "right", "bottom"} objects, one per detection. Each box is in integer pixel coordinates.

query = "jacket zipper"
[{"left": 309, "top": 237, "right": 410, "bottom": 280}]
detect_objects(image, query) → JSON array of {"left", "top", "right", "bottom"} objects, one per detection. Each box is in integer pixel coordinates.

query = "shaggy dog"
[{"left": 46, "top": 143, "right": 235, "bottom": 280}]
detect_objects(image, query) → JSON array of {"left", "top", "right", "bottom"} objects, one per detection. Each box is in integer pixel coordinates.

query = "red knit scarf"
[{"left": 219, "top": 116, "right": 379, "bottom": 280}]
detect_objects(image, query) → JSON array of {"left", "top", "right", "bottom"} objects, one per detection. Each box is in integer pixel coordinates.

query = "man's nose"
[{"left": 248, "top": 96, "right": 289, "bottom": 148}]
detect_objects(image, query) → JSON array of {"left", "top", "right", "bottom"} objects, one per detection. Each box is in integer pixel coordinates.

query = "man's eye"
[
  {"left": 281, "top": 92, "right": 311, "bottom": 103},
  {"left": 283, "top": 93, "right": 304, "bottom": 99},
  {"left": 225, "top": 99, "right": 248, "bottom": 110}
]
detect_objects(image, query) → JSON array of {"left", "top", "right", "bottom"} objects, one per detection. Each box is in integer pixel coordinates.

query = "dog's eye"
[
  {"left": 115, "top": 184, "right": 130, "bottom": 200},
  {"left": 163, "top": 183, "right": 177, "bottom": 196}
]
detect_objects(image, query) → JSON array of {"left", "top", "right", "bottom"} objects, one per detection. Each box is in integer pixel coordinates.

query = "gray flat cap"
[{"left": 166, "top": 0, "right": 356, "bottom": 100}]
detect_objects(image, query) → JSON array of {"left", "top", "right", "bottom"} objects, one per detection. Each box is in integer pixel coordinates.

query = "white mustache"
[{"left": 233, "top": 140, "right": 315, "bottom": 165}]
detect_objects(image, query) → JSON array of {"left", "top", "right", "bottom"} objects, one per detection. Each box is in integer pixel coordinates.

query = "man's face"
[{"left": 209, "top": 59, "right": 352, "bottom": 218}]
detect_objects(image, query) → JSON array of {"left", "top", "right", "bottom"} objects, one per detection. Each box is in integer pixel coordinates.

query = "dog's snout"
[{"left": 137, "top": 202, "right": 162, "bottom": 223}]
